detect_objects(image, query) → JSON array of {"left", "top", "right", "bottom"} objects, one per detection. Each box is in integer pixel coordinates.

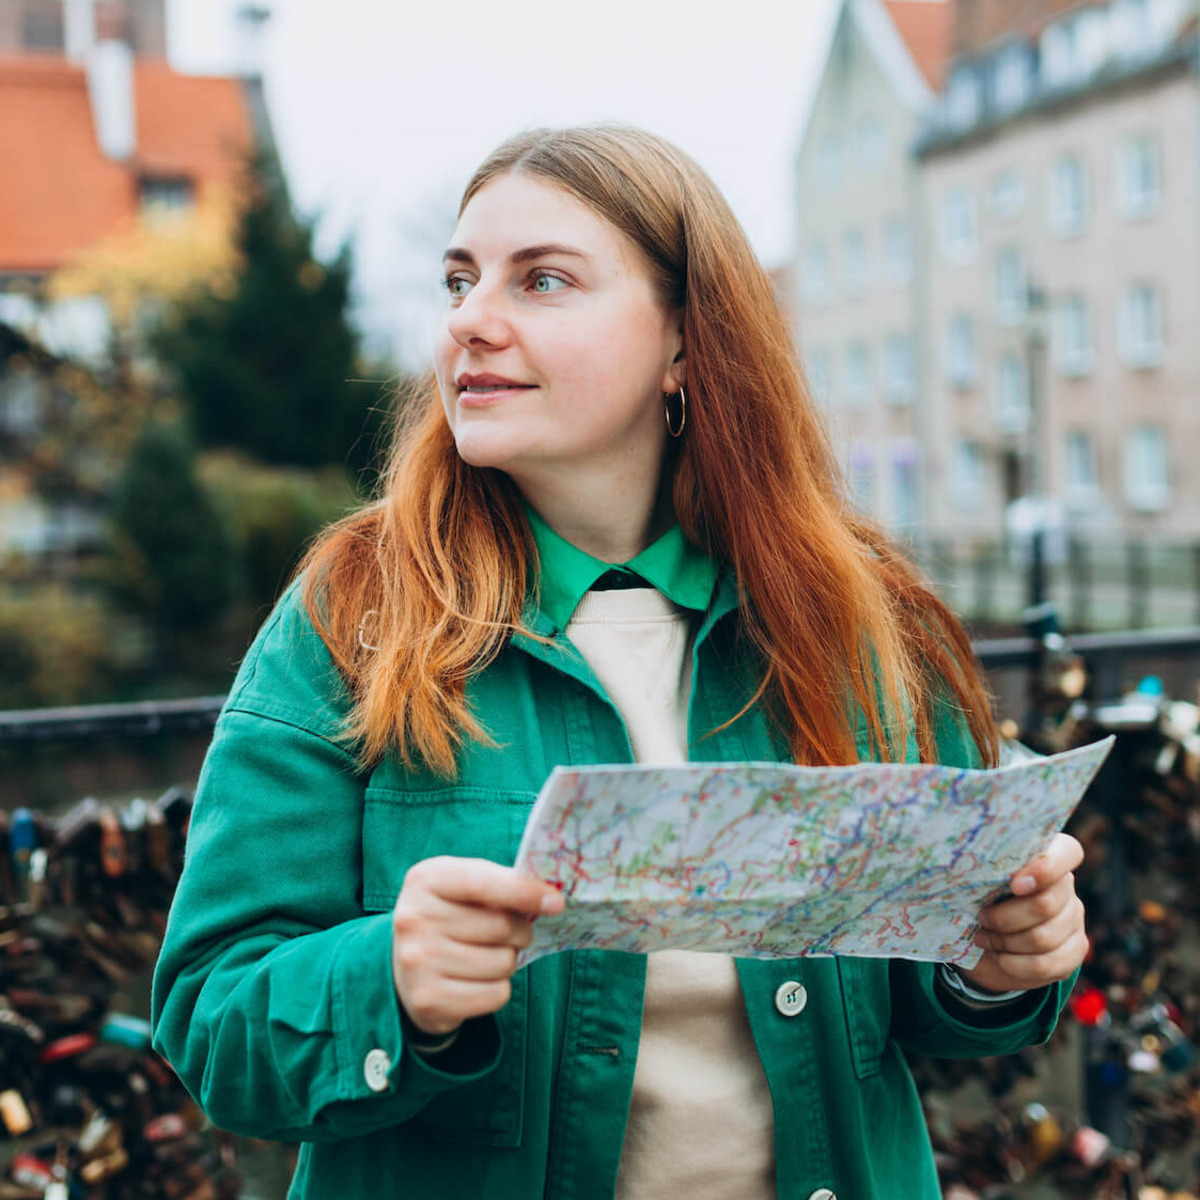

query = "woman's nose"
[{"left": 446, "top": 282, "right": 512, "bottom": 349}]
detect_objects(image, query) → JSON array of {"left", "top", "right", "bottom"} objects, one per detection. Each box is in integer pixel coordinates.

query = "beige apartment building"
[
  {"left": 794, "top": 0, "right": 955, "bottom": 537},
  {"left": 919, "top": 0, "right": 1200, "bottom": 542},
  {"left": 795, "top": 0, "right": 1200, "bottom": 545}
]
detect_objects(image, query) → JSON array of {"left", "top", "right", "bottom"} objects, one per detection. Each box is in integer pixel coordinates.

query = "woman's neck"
[{"left": 515, "top": 466, "right": 675, "bottom": 562}]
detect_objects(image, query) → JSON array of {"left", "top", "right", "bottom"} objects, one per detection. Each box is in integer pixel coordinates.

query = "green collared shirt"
[{"left": 523, "top": 504, "right": 719, "bottom": 630}]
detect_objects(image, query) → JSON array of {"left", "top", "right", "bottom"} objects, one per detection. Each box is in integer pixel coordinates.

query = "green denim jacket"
[{"left": 151, "top": 522, "right": 1074, "bottom": 1200}]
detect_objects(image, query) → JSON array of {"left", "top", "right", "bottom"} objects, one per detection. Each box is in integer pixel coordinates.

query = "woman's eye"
[
  {"left": 530, "top": 272, "right": 568, "bottom": 294},
  {"left": 442, "top": 275, "right": 472, "bottom": 299}
]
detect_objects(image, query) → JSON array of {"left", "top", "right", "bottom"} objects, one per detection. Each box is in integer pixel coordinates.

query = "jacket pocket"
[
  {"left": 361, "top": 785, "right": 536, "bottom": 1147},
  {"left": 835, "top": 956, "right": 892, "bottom": 1079}
]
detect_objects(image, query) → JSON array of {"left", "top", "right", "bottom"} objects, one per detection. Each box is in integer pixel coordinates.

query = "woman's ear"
[{"left": 662, "top": 325, "right": 686, "bottom": 393}]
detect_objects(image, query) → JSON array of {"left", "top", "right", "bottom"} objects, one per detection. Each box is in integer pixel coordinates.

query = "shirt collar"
[{"left": 524, "top": 503, "right": 719, "bottom": 630}]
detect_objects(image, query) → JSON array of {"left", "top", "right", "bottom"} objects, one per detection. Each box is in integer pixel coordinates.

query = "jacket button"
[
  {"left": 807, "top": 1190, "right": 837, "bottom": 1200},
  {"left": 363, "top": 1047, "right": 392, "bottom": 1092},
  {"left": 775, "top": 980, "right": 808, "bottom": 1017}
]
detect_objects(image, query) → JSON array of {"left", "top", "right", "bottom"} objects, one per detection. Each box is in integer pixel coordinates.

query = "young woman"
[{"left": 151, "top": 125, "right": 1086, "bottom": 1200}]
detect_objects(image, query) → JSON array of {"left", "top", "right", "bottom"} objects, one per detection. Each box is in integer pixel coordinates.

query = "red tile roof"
[
  {"left": 0, "top": 54, "right": 253, "bottom": 275},
  {"left": 884, "top": 0, "right": 957, "bottom": 91}
]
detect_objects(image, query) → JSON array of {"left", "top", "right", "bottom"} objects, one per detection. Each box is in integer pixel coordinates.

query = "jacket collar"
[{"left": 523, "top": 503, "right": 720, "bottom": 632}]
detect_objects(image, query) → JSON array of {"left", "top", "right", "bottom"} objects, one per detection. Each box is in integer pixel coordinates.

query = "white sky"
[{"left": 166, "top": 0, "right": 841, "bottom": 365}]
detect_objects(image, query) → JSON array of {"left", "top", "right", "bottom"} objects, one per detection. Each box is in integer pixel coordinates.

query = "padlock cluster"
[
  {"left": 911, "top": 639, "right": 1200, "bottom": 1200},
  {"left": 0, "top": 788, "right": 244, "bottom": 1199}
]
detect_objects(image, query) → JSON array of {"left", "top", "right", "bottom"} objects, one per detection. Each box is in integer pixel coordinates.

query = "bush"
[
  {"left": 106, "top": 419, "right": 237, "bottom": 631},
  {"left": 196, "top": 451, "right": 358, "bottom": 616},
  {"left": 0, "top": 586, "right": 118, "bottom": 708}
]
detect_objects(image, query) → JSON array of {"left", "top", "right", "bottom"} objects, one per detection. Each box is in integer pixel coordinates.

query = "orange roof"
[
  {"left": 0, "top": 54, "right": 253, "bottom": 275},
  {"left": 884, "top": 0, "right": 956, "bottom": 91}
]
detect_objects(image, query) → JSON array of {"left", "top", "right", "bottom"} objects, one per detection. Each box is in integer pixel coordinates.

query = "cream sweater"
[{"left": 565, "top": 587, "right": 776, "bottom": 1200}]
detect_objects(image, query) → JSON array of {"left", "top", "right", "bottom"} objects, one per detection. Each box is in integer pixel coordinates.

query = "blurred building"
[
  {"left": 0, "top": 0, "right": 272, "bottom": 557},
  {"left": 793, "top": 0, "right": 1200, "bottom": 544},
  {"left": 793, "top": 0, "right": 955, "bottom": 541},
  {"left": 919, "top": 0, "right": 1199, "bottom": 542}
]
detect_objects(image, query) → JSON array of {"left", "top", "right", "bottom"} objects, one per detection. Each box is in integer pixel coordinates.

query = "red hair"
[{"left": 297, "top": 126, "right": 998, "bottom": 776}]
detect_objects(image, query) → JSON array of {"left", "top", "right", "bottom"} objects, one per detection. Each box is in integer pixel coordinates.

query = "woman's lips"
[{"left": 458, "top": 384, "right": 536, "bottom": 407}]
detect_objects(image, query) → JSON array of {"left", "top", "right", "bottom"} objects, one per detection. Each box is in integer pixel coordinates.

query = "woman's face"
[{"left": 434, "top": 172, "right": 683, "bottom": 490}]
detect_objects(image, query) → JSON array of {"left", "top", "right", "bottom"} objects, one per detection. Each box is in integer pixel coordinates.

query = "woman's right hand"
[{"left": 391, "top": 856, "right": 564, "bottom": 1036}]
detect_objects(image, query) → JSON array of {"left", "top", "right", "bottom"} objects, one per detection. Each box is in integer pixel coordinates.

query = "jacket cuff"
[
  {"left": 329, "top": 913, "right": 503, "bottom": 1107},
  {"left": 910, "top": 960, "right": 1073, "bottom": 1049}
]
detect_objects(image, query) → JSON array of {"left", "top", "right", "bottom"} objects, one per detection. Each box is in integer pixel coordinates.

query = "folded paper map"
[{"left": 514, "top": 737, "right": 1114, "bottom": 970}]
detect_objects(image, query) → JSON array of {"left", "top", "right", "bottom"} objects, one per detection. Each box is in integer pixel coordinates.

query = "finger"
[
  {"left": 409, "top": 857, "right": 564, "bottom": 916},
  {"left": 429, "top": 899, "right": 536, "bottom": 950},
  {"left": 982, "top": 929, "right": 1089, "bottom": 988},
  {"left": 402, "top": 978, "right": 513, "bottom": 1036},
  {"left": 982, "top": 895, "right": 1084, "bottom": 957},
  {"left": 434, "top": 941, "right": 520, "bottom": 982},
  {"left": 1011, "top": 833, "right": 1084, "bottom": 896},
  {"left": 981, "top": 874, "right": 1077, "bottom": 935}
]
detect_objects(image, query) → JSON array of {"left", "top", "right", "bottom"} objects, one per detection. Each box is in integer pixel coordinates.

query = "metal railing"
[{"left": 2, "top": 626, "right": 1198, "bottom": 744}]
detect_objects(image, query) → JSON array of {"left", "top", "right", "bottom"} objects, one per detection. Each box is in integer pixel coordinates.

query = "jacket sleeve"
[
  {"left": 886, "top": 683, "right": 1078, "bottom": 1059},
  {"left": 149, "top": 580, "right": 502, "bottom": 1142}
]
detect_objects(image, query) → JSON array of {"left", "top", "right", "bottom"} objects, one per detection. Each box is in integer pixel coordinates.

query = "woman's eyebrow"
[{"left": 442, "top": 243, "right": 591, "bottom": 265}]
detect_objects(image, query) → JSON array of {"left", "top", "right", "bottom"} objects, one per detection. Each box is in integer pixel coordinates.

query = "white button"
[
  {"left": 775, "top": 980, "right": 807, "bottom": 1017},
  {"left": 363, "top": 1047, "right": 392, "bottom": 1092},
  {"left": 807, "top": 1190, "right": 836, "bottom": 1200}
]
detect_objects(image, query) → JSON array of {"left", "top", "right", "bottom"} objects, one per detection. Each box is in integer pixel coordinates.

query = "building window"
[
  {"left": 21, "top": 2, "right": 64, "bottom": 50},
  {"left": 995, "top": 353, "right": 1030, "bottom": 433},
  {"left": 139, "top": 177, "right": 195, "bottom": 222},
  {"left": 991, "top": 171, "right": 1026, "bottom": 221},
  {"left": 953, "top": 440, "right": 985, "bottom": 512},
  {"left": 1064, "top": 430, "right": 1100, "bottom": 510},
  {"left": 1148, "top": 0, "right": 1188, "bottom": 47},
  {"left": 945, "top": 313, "right": 977, "bottom": 389},
  {"left": 1075, "top": 9, "right": 1111, "bottom": 76},
  {"left": 941, "top": 188, "right": 977, "bottom": 263},
  {"left": 1049, "top": 154, "right": 1088, "bottom": 236},
  {"left": 844, "top": 342, "right": 872, "bottom": 409},
  {"left": 992, "top": 44, "right": 1033, "bottom": 114},
  {"left": 1110, "top": 0, "right": 1152, "bottom": 59},
  {"left": 890, "top": 442, "right": 920, "bottom": 532},
  {"left": 1118, "top": 284, "right": 1164, "bottom": 367},
  {"left": 1054, "top": 296, "right": 1094, "bottom": 376},
  {"left": 882, "top": 334, "right": 915, "bottom": 406},
  {"left": 1116, "top": 134, "right": 1161, "bottom": 219},
  {"left": 843, "top": 229, "right": 867, "bottom": 296},
  {"left": 802, "top": 241, "right": 829, "bottom": 306},
  {"left": 806, "top": 348, "right": 832, "bottom": 406},
  {"left": 1124, "top": 424, "right": 1171, "bottom": 511},
  {"left": 883, "top": 218, "right": 911, "bottom": 286},
  {"left": 819, "top": 134, "right": 844, "bottom": 188},
  {"left": 0, "top": 373, "right": 41, "bottom": 437},
  {"left": 945, "top": 66, "right": 982, "bottom": 130},
  {"left": 857, "top": 116, "right": 885, "bottom": 172},
  {"left": 995, "top": 246, "right": 1027, "bottom": 326},
  {"left": 849, "top": 442, "right": 875, "bottom": 512},
  {"left": 1040, "top": 19, "right": 1076, "bottom": 87}
]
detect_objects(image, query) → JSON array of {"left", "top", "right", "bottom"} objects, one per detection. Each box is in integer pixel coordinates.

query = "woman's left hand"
[{"left": 959, "top": 832, "right": 1087, "bottom": 995}]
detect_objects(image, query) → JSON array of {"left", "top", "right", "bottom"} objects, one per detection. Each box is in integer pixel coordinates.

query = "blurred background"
[{"left": 2, "top": 1, "right": 1200, "bottom": 1197}]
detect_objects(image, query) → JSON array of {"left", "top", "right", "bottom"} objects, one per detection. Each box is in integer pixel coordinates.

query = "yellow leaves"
[
  {"left": 297, "top": 261, "right": 325, "bottom": 291},
  {"left": 47, "top": 182, "right": 245, "bottom": 328}
]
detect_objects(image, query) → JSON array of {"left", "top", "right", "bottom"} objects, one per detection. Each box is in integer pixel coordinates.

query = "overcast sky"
[{"left": 166, "top": 0, "right": 841, "bottom": 365}]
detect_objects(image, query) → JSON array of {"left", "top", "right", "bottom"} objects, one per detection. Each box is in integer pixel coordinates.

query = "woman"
[{"left": 151, "top": 126, "right": 1086, "bottom": 1200}]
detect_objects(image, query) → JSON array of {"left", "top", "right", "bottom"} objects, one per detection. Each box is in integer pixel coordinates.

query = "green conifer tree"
[{"left": 155, "top": 155, "right": 384, "bottom": 472}]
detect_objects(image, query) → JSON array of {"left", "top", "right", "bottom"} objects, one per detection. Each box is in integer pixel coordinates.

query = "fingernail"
[
  {"left": 540, "top": 893, "right": 563, "bottom": 915},
  {"left": 1013, "top": 874, "right": 1037, "bottom": 895}
]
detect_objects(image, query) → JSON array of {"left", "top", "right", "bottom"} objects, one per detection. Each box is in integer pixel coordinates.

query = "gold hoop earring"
[{"left": 664, "top": 386, "right": 686, "bottom": 438}]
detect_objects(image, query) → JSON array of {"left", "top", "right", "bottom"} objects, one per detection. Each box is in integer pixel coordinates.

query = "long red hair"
[{"left": 297, "top": 126, "right": 998, "bottom": 776}]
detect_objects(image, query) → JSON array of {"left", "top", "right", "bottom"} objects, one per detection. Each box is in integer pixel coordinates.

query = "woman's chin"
[{"left": 451, "top": 432, "right": 522, "bottom": 471}]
